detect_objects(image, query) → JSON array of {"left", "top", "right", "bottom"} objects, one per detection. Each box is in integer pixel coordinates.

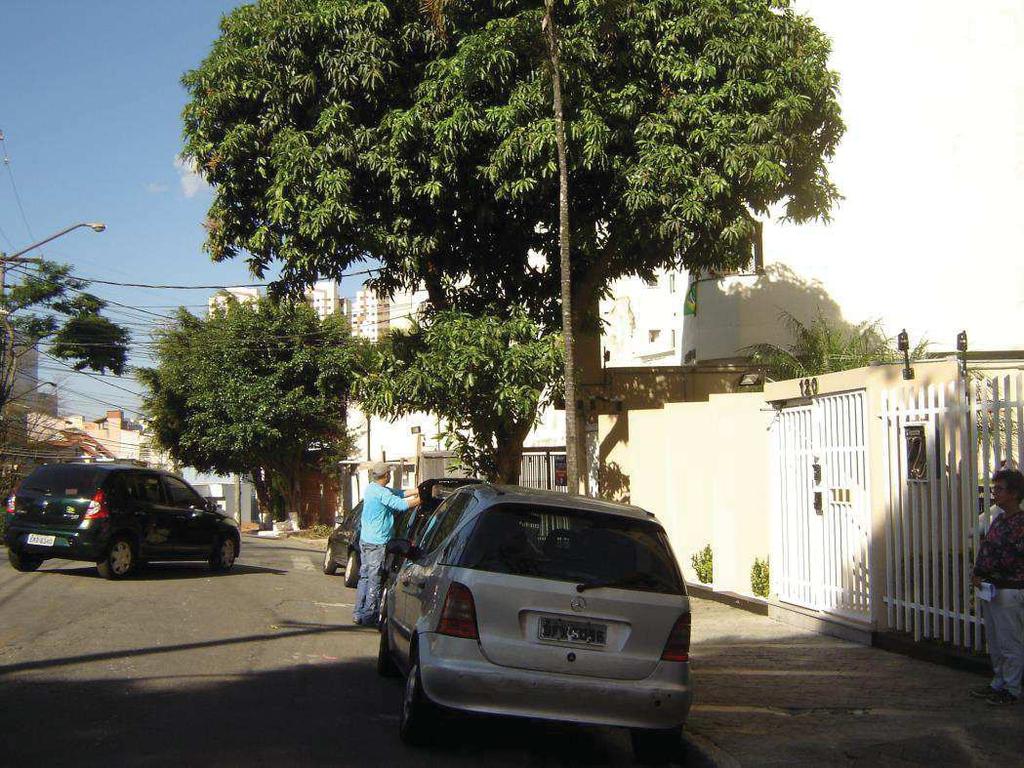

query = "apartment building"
[
  {"left": 305, "top": 280, "right": 350, "bottom": 322},
  {"left": 207, "top": 286, "right": 260, "bottom": 315}
]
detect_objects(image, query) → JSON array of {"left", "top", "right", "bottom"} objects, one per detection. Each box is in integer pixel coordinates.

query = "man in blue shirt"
[{"left": 353, "top": 462, "right": 420, "bottom": 626}]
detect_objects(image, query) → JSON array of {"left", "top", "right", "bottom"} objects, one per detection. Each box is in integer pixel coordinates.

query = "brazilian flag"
[{"left": 683, "top": 278, "right": 697, "bottom": 316}]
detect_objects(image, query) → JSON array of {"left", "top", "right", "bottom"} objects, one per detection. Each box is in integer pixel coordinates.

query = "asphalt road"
[{"left": 0, "top": 535, "right": 702, "bottom": 767}]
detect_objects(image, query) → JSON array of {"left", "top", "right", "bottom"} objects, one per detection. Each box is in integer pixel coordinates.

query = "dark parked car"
[
  {"left": 323, "top": 477, "right": 480, "bottom": 588},
  {"left": 4, "top": 462, "right": 241, "bottom": 580}
]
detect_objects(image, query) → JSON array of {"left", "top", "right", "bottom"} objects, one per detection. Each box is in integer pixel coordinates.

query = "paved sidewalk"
[{"left": 687, "top": 597, "right": 1024, "bottom": 766}]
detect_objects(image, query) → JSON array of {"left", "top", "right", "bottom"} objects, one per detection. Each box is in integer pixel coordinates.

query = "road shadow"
[
  {"left": 32, "top": 560, "right": 287, "bottom": 580},
  {"left": 0, "top": 653, "right": 694, "bottom": 767}
]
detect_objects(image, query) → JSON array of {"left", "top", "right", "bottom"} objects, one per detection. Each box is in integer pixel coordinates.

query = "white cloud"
[
  {"left": 145, "top": 182, "right": 169, "bottom": 194},
  {"left": 174, "top": 155, "right": 209, "bottom": 198}
]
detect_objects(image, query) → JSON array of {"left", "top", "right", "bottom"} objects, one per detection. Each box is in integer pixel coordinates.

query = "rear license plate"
[
  {"left": 26, "top": 533, "right": 56, "bottom": 547},
  {"left": 538, "top": 616, "right": 607, "bottom": 647}
]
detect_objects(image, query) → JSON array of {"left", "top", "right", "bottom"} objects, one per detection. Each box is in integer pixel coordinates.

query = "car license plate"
[
  {"left": 26, "top": 533, "right": 56, "bottom": 547},
  {"left": 538, "top": 616, "right": 607, "bottom": 647}
]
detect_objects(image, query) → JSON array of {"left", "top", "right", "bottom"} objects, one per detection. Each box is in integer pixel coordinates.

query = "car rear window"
[
  {"left": 458, "top": 504, "right": 684, "bottom": 595},
  {"left": 20, "top": 464, "right": 104, "bottom": 498}
]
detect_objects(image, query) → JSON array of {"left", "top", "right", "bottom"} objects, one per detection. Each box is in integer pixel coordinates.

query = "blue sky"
[{"left": 1, "top": 1, "right": 366, "bottom": 420}]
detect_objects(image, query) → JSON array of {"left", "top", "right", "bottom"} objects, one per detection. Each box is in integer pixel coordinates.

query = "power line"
[
  {"left": 71, "top": 267, "right": 381, "bottom": 290},
  {"left": 40, "top": 352, "right": 144, "bottom": 398},
  {"left": 0, "top": 130, "right": 38, "bottom": 244}
]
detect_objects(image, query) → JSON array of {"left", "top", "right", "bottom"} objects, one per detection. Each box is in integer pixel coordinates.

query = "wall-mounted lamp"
[
  {"left": 956, "top": 330, "right": 968, "bottom": 380},
  {"left": 897, "top": 329, "right": 914, "bottom": 380},
  {"left": 410, "top": 426, "right": 421, "bottom": 435}
]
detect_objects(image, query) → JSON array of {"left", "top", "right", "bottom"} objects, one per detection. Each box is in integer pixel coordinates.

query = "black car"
[
  {"left": 323, "top": 477, "right": 480, "bottom": 587},
  {"left": 4, "top": 462, "right": 241, "bottom": 580}
]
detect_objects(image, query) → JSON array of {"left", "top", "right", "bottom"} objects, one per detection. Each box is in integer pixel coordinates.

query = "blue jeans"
[{"left": 353, "top": 542, "right": 386, "bottom": 624}]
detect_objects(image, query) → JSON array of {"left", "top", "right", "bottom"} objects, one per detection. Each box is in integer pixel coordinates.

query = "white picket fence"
[{"left": 882, "top": 373, "right": 1023, "bottom": 649}]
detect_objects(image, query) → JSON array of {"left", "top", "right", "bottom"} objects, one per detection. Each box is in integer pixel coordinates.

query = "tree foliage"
[
  {"left": 357, "top": 309, "right": 563, "bottom": 482},
  {"left": 1, "top": 259, "right": 130, "bottom": 413},
  {"left": 182, "top": 0, "right": 844, "bottom": 329},
  {"left": 744, "top": 309, "right": 929, "bottom": 381},
  {"left": 138, "top": 299, "right": 361, "bottom": 525}
]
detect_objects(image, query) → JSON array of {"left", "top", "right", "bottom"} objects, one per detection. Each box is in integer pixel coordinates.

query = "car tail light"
[
  {"left": 84, "top": 489, "right": 110, "bottom": 520},
  {"left": 436, "top": 581, "right": 479, "bottom": 640},
  {"left": 661, "top": 612, "right": 691, "bottom": 662},
  {"left": 5, "top": 494, "right": 15, "bottom": 514}
]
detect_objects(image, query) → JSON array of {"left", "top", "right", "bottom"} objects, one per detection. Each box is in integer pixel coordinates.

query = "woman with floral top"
[{"left": 971, "top": 468, "right": 1024, "bottom": 705}]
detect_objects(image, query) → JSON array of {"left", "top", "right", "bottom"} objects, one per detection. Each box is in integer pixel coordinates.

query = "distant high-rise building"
[
  {"left": 304, "top": 280, "right": 349, "bottom": 322},
  {"left": 350, "top": 287, "right": 390, "bottom": 341},
  {"left": 208, "top": 286, "right": 261, "bottom": 315},
  {"left": 349, "top": 285, "right": 428, "bottom": 341}
]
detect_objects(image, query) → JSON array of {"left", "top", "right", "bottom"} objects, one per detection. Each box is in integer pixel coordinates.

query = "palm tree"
[
  {"left": 744, "top": 309, "right": 929, "bottom": 381},
  {"left": 420, "top": 0, "right": 582, "bottom": 494}
]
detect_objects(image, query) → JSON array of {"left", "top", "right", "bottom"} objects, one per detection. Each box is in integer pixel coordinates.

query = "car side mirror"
[{"left": 386, "top": 538, "right": 422, "bottom": 561}]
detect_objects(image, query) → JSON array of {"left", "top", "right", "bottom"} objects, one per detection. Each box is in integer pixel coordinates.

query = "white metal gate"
[{"left": 774, "top": 391, "right": 872, "bottom": 619}]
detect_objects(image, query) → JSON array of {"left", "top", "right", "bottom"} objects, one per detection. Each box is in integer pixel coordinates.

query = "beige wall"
[{"left": 598, "top": 392, "right": 772, "bottom": 596}]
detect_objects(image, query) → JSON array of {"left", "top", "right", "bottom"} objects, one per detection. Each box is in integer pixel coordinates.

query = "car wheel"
[
  {"left": 322, "top": 544, "right": 338, "bottom": 575},
  {"left": 343, "top": 549, "right": 359, "bottom": 588},
  {"left": 209, "top": 536, "right": 237, "bottom": 572},
  {"left": 377, "top": 625, "right": 400, "bottom": 678},
  {"left": 97, "top": 536, "right": 136, "bottom": 580},
  {"left": 630, "top": 726, "right": 683, "bottom": 764},
  {"left": 8, "top": 549, "right": 43, "bottom": 572},
  {"left": 399, "top": 657, "right": 439, "bottom": 746}
]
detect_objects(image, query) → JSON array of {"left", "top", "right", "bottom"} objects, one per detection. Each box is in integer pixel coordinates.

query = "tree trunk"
[
  {"left": 251, "top": 467, "right": 273, "bottom": 517},
  {"left": 543, "top": 1, "right": 580, "bottom": 496},
  {"left": 494, "top": 420, "right": 532, "bottom": 485},
  {"left": 285, "top": 471, "right": 303, "bottom": 529}
]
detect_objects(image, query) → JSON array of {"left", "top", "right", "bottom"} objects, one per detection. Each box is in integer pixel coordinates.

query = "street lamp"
[
  {"left": 1, "top": 222, "right": 107, "bottom": 295},
  {"left": 3, "top": 221, "right": 107, "bottom": 262}
]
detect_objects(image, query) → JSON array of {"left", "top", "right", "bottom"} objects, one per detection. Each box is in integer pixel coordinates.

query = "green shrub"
[
  {"left": 691, "top": 544, "right": 713, "bottom": 584},
  {"left": 0, "top": 511, "right": 6, "bottom": 542},
  {"left": 751, "top": 557, "right": 770, "bottom": 598}
]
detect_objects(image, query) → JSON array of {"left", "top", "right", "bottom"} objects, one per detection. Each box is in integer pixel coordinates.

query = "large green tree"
[
  {"left": 183, "top": 0, "right": 842, "bottom": 314},
  {"left": 139, "top": 299, "right": 361, "bottom": 526},
  {"left": 357, "top": 309, "right": 563, "bottom": 483},
  {"left": 182, "top": 0, "right": 844, "bottom": 488}
]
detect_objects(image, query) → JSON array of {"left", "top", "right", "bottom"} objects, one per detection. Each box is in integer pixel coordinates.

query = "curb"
[
  {"left": 685, "top": 582, "right": 770, "bottom": 616},
  {"left": 244, "top": 531, "right": 328, "bottom": 549},
  {"left": 871, "top": 630, "right": 991, "bottom": 676}
]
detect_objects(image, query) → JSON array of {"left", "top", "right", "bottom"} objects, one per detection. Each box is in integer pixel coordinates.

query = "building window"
[
  {"left": 669, "top": 273, "right": 676, "bottom": 293},
  {"left": 648, "top": 329, "right": 661, "bottom": 344},
  {"left": 671, "top": 329, "right": 676, "bottom": 347}
]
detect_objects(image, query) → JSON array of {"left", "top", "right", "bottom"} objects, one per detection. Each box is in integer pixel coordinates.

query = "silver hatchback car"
[{"left": 377, "top": 485, "right": 692, "bottom": 762}]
